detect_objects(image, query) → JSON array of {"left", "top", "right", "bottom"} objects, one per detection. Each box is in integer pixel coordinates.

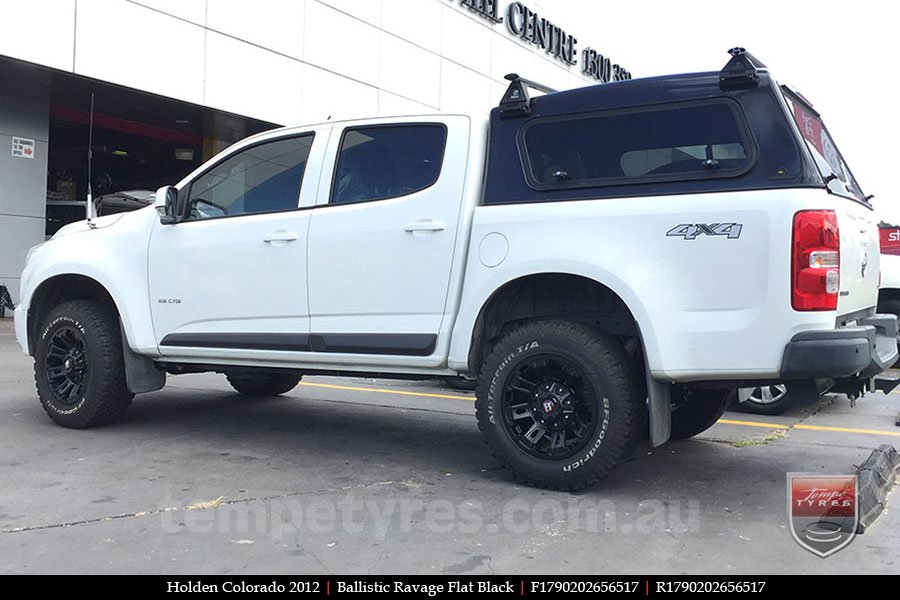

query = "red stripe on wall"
[{"left": 50, "top": 105, "right": 202, "bottom": 146}]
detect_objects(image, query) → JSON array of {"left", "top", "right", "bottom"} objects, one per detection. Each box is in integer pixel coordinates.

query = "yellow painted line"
[
  {"left": 718, "top": 418, "right": 790, "bottom": 430},
  {"left": 299, "top": 382, "right": 900, "bottom": 438},
  {"left": 793, "top": 423, "right": 900, "bottom": 437},
  {"left": 298, "top": 381, "right": 474, "bottom": 401},
  {"left": 719, "top": 419, "right": 900, "bottom": 437}
]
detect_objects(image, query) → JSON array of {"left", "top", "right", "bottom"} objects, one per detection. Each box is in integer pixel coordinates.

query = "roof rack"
[
  {"left": 499, "top": 73, "right": 557, "bottom": 119},
  {"left": 719, "top": 47, "right": 767, "bottom": 91}
]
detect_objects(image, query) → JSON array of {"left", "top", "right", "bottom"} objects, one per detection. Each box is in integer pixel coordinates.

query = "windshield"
[{"left": 783, "top": 87, "right": 866, "bottom": 202}]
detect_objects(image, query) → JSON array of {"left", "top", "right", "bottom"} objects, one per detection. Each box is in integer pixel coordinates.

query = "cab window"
[
  {"left": 331, "top": 125, "right": 446, "bottom": 205},
  {"left": 186, "top": 134, "right": 314, "bottom": 220}
]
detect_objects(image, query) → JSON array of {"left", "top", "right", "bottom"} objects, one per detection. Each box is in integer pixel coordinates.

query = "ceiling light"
[{"left": 174, "top": 148, "right": 195, "bottom": 161}]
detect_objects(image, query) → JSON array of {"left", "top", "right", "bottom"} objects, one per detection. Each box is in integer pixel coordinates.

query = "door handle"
[
  {"left": 404, "top": 219, "right": 446, "bottom": 233},
  {"left": 263, "top": 230, "right": 298, "bottom": 244}
]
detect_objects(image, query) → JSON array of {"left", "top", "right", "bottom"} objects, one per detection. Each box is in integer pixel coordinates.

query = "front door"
[{"left": 148, "top": 128, "right": 328, "bottom": 359}]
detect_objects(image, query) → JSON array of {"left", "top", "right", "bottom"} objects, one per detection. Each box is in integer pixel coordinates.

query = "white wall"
[{"left": 0, "top": 0, "right": 599, "bottom": 126}]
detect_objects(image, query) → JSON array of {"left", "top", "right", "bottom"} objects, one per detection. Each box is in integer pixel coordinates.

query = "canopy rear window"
[{"left": 783, "top": 88, "right": 866, "bottom": 202}]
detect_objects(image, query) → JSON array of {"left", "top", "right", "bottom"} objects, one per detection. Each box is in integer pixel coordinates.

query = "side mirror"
[{"left": 155, "top": 186, "right": 178, "bottom": 225}]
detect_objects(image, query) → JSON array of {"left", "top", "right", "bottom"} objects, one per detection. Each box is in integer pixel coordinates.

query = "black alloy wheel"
[
  {"left": 500, "top": 355, "right": 598, "bottom": 460},
  {"left": 34, "top": 300, "right": 134, "bottom": 428},
  {"left": 44, "top": 326, "right": 90, "bottom": 406},
  {"left": 475, "top": 320, "right": 644, "bottom": 490}
]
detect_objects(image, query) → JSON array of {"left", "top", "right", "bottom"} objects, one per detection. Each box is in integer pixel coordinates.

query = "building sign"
[
  {"left": 453, "top": 0, "right": 631, "bottom": 83},
  {"left": 505, "top": 2, "right": 577, "bottom": 66},
  {"left": 11, "top": 136, "right": 35, "bottom": 159},
  {"left": 881, "top": 227, "right": 900, "bottom": 256}
]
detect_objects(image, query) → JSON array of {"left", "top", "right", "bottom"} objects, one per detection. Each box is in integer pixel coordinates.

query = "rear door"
[
  {"left": 783, "top": 90, "right": 879, "bottom": 314},
  {"left": 305, "top": 116, "right": 469, "bottom": 358}
]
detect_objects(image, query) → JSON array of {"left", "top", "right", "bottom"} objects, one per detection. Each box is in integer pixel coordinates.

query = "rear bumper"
[{"left": 780, "top": 315, "right": 898, "bottom": 380}]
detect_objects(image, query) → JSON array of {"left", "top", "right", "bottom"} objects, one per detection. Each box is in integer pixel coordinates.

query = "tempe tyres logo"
[{"left": 788, "top": 474, "right": 858, "bottom": 557}]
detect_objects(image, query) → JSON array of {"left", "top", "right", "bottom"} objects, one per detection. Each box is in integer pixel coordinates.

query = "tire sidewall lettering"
[
  {"left": 486, "top": 337, "right": 613, "bottom": 473},
  {"left": 563, "top": 397, "right": 610, "bottom": 472},
  {"left": 41, "top": 315, "right": 86, "bottom": 341},
  {"left": 486, "top": 341, "right": 539, "bottom": 424}
]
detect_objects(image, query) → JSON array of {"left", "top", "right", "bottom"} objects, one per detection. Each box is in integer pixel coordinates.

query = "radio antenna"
[{"left": 86, "top": 93, "right": 97, "bottom": 228}]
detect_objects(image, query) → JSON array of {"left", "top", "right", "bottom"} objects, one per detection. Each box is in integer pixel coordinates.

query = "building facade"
[{"left": 0, "top": 0, "right": 631, "bottom": 304}]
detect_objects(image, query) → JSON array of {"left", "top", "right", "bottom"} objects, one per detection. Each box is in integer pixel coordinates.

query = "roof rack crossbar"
[
  {"left": 498, "top": 73, "right": 557, "bottom": 119},
  {"left": 719, "top": 47, "right": 766, "bottom": 91}
]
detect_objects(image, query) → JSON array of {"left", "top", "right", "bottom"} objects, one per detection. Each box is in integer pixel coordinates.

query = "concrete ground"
[{"left": 1, "top": 318, "right": 898, "bottom": 574}]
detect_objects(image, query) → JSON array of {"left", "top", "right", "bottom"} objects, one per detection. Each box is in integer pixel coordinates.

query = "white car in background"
[
  {"left": 878, "top": 250, "right": 900, "bottom": 307},
  {"left": 878, "top": 251, "right": 900, "bottom": 351},
  {"left": 735, "top": 380, "right": 825, "bottom": 416},
  {"left": 45, "top": 190, "right": 154, "bottom": 238}
]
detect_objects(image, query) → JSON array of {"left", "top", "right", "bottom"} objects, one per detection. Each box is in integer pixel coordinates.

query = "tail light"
[{"left": 792, "top": 210, "right": 840, "bottom": 311}]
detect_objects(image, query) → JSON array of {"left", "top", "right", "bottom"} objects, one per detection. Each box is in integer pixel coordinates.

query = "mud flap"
[
  {"left": 120, "top": 325, "right": 165, "bottom": 394},
  {"left": 646, "top": 370, "right": 671, "bottom": 447}
]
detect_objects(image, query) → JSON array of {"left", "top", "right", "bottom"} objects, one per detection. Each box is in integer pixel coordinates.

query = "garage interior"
[{"left": 1, "top": 56, "right": 279, "bottom": 239}]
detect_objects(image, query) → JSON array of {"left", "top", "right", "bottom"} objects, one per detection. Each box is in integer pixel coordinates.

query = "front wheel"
[
  {"left": 34, "top": 300, "right": 134, "bottom": 428},
  {"left": 225, "top": 372, "right": 302, "bottom": 397},
  {"left": 475, "top": 320, "right": 645, "bottom": 490}
]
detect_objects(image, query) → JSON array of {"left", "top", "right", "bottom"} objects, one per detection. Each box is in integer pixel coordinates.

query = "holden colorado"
[{"left": 15, "top": 49, "right": 896, "bottom": 490}]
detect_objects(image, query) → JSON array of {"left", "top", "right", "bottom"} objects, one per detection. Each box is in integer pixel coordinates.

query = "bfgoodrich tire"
[
  {"left": 475, "top": 320, "right": 645, "bottom": 490},
  {"left": 225, "top": 372, "right": 302, "bottom": 397},
  {"left": 669, "top": 388, "right": 733, "bottom": 440},
  {"left": 34, "top": 300, "right": 134, "bottom": 428}
]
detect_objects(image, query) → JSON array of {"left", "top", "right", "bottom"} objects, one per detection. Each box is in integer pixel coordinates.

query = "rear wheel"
[
  {"left": 445, "top": 376, "right": 477, "bottom": 392},
  {"left": 476, "top": 320, "right": 644, "bottom": 490},
  {"left": 225, "top": 372, "right": 301, "bottom": 397},
  {"left": 670, "top": 388, "right": 733, "bottom": 440},
  {"left": 34, "top": 300, "right": 133, "bottom": 428}
]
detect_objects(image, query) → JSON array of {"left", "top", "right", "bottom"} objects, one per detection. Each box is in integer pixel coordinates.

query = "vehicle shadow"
[{"left": 81, "top": 383, "right": 834, "bottom": 503}]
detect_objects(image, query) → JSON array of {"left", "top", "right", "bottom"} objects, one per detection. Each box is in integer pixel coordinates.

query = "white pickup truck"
[{"left": 15, "top": 50, "right": 897, "bottom": 490}]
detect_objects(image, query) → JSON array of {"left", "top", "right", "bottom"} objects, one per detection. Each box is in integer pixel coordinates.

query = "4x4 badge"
[{"left": 666, "top": 223, "right": 743, "bottom": 240}]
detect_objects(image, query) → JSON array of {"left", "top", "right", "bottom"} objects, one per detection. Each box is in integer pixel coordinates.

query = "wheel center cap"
[
  {"left": 64, "top": 358, "right": 73, "bottom": 372},
  {"left": 541, "top": 399, "right": 556, "bottom": 415}
]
